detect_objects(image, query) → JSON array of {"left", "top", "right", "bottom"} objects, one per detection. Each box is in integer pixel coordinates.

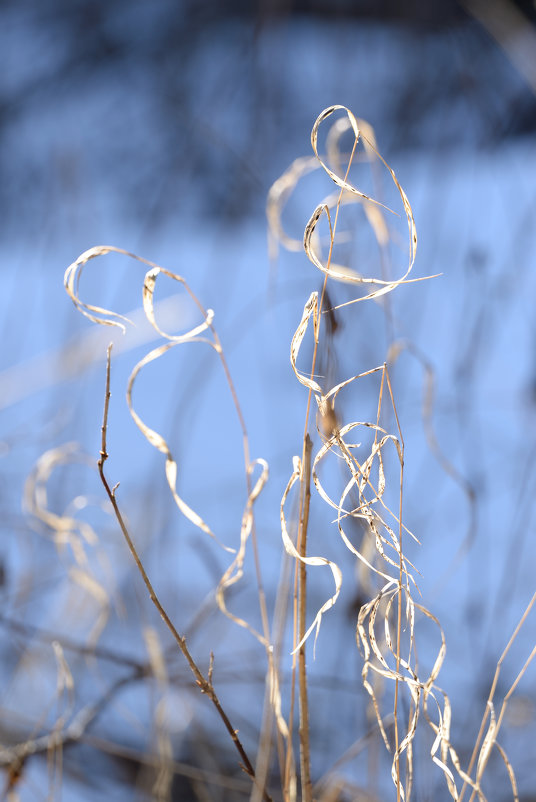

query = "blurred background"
[{"left": 1, "top": 0, "right": 536, "bottom": 799}]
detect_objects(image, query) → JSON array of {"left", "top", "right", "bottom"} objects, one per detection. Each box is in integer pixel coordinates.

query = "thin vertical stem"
[
  {"left": 385, "top": 366, "right": 404, "bottom": 802},
  {"left": 393, "top": 464, "right": 404, "bottom": 802},
  {"left": 288, "top": 134, "right": 359, "bottom": 797},
  {"left": 298, "top": 435, "right": 313, "bottom": 802}
]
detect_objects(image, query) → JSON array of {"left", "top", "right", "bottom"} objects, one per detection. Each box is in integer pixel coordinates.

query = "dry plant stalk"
[
  {"left": 64, "top": 245, "right": 279, "bottom": 797},
  {"left": 97, "top": 343, "right": 271, "bottom": 802},
  {"left": 271, "top": 104, "right": 532, "bottom": 801},
  {"left": 55, "top": 105, "right": 534, "bottom": 801}
]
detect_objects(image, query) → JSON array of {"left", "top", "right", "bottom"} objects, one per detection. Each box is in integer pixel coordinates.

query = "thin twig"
[
  {"left": 0, "top": 614, "right": 143, "bottom": 671},
  {"left": 0, "top": 673, "right": 138, "bottom": 768},
  {"left": 298, "top": 434, "right": 313, "bottom": 802},
  {"left": 97, "top": 345, "right": 271, "bottom": 802}
]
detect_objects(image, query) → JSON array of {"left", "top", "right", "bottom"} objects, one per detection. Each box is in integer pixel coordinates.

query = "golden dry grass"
[{"left": 5, "top": 105, "right": 533, "bottom": 802}]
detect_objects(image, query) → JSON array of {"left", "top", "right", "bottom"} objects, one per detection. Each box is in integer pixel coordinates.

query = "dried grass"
[{"left": 4, "top": 105, "right": 533, "bottom": 801}]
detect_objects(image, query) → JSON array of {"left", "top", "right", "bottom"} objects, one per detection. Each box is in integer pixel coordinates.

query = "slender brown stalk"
[
  {"left": 98, "top": 345, "right": 271, "bottom": 802},
  {"left": 298, "top": 434, "right": 313, "bottom": 802},
  {"left": 287, "top": 133, "right": 359, "bottom": 799}
]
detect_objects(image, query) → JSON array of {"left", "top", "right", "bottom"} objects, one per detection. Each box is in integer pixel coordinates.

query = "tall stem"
[{"left": 298, "top": 435, "right": 313, "bottom": 802}]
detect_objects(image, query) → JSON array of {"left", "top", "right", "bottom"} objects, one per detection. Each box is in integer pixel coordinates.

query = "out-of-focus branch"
[{"left": 462, "top": 0, "right": 536, "bottom": 93}]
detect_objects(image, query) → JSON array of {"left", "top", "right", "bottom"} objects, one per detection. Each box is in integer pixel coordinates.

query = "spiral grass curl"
[{"left": 56, "top": 105, "right": 535, "bottom": 801}]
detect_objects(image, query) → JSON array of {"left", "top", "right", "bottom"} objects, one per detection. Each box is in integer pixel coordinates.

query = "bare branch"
[{"left": 97, "top": 345, "right": 272, "bottom": 802}]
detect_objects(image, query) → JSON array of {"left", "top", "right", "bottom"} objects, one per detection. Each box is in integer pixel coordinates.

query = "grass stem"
[
  {"left": 298, "top": 434, "right": 313, "bottom": 802},
  {"left": 97, "top": 345, "right": 272, "bottom": 802}
]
